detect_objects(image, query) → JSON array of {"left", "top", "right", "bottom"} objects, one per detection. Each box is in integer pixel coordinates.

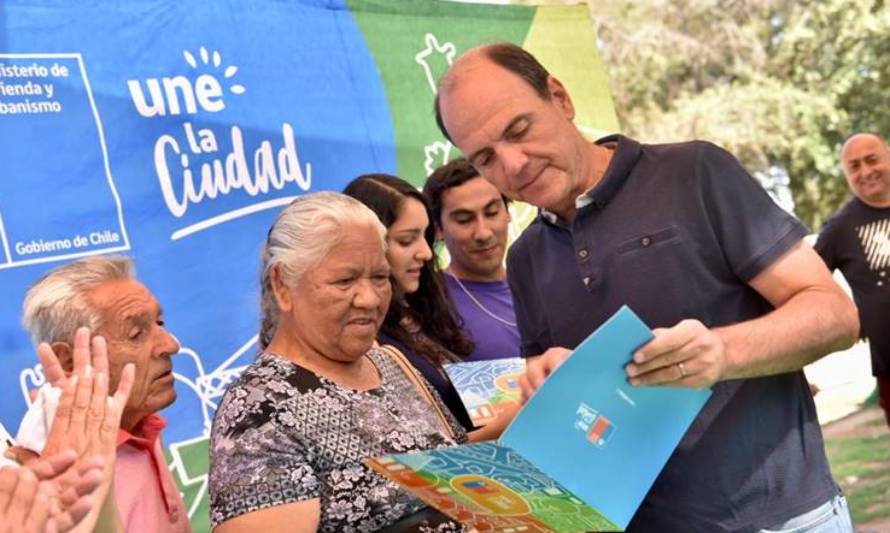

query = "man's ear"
[
  {"left": 435, "top": 225, "right": 444, "bottom": 242},
  {"left": 547, "top": 75, "right": 575, "bottom": 121},
  {"left": 270, "top": 265, "right": 293, "bottom": 313},
  {"left": 50, "top": 342, "right": 74, "bottom": 375}
]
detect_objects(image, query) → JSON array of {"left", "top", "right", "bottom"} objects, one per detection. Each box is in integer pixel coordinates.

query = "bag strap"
[{"left": 378, "top": 344, "right": 457, "bottom": 442}]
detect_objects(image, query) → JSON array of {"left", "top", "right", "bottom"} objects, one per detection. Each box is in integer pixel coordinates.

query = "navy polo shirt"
[{"left": 507, "top": 135, "right": 835, "bottom": 532}]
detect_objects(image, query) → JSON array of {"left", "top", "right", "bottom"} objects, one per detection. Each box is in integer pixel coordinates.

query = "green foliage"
[
  {"left": 592, "top": 0, "right": 890, "bottom": 227},
  {"left": 825, "top": 432, "right": 890, "bottom": 524}
]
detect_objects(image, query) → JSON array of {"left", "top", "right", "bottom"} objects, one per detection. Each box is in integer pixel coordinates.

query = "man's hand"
[
  {"left": 41, "top": 328, "right": 134, "bottom": 460},
  {"left": 38, "top": 327, "right": 133, "bottom": 533},
  {"left": 625, "top": 319, "right": 725, "bottom": 389},
  {"left": 0, "top": 450, "right": 105, "bottom": 533},
  {"left": 518, "top": 347, "right": 571, "bottom": 402}
]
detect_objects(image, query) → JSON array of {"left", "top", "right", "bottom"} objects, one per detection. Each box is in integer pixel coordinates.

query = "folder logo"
[
  {"left": 451, "top": 474, "right": 530, "bottom": 515},
  {"left": 462, "top": 479, "right": 498, "bottom": 494},
  {"left": 575, "top": 402, "right": 617, "bottom": 448},
  {"left": 586, "top": 415, "right": 615, "bottom": 447}
]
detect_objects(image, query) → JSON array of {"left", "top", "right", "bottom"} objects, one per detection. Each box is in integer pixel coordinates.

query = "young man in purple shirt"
[
  {"left": 424, "top": 158, "right": 520, "bottom": 361},
  {"left": 434, "top": 42, "right": 859, "bottom": 532}
]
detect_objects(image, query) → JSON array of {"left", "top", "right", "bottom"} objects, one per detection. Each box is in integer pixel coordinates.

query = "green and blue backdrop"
[{"left": 0, "top": 0, "right": 618, "bottom": 528}]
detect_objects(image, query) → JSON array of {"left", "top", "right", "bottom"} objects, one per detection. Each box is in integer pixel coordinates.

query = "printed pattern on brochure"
[
  {"left": 367, "top": 441, "right": 619, "bottom": 533},
  {"left": 444, "top": 358, "right": 526, "bottom": 427}
]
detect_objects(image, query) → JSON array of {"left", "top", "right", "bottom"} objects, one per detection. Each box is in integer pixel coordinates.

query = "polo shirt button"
[
  {"left": 578, "top": 249, "right": 589, "bottom": 259},
  {"left": 583, "top": 277, "right": 590, "bottom": 286},
  {"left": 641, "top": 237, "right": 652, "bottom": 247}
]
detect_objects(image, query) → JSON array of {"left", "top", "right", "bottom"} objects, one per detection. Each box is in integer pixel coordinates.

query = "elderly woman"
[{"left": 209, "top": 192, "right": 466, "bottom": 532}]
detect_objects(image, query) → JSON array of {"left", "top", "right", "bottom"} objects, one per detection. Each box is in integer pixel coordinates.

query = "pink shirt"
[{"left": 113, "top": 415, "right": 192, "bottom": 533}]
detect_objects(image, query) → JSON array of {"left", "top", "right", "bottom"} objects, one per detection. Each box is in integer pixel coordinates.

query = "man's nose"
[
  {"left": 159, "top": 330, "right": 181, "bottom": 357},
  {"left": 473, "top": 219, "right": 494, "bottom": 242},
  {"left": 498, "top": 145, "right": 529, "bottom": 179}
]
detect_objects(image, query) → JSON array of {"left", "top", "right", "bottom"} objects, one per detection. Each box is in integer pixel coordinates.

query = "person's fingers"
[
  {"left": 524, "top": 355, "right": 547, "bottom": 392},
  {"left": 85, "top": 372, "right": 109, "bottom": 448},
  {"left": 36, "top": 343, "right": 67, "bottom": 388},
  {"left": 45, "top": 517, "right": 60, "bottom": 533},
  {"left": 56, "top": 463, "right": 102, "bottom": 508},
  {"left": 71, "top": 327, "right": 92, "bottom": 379},
  {"left": 517, "top": 373, "right": 533, "bottom": 403},
  {"left": 99, "top": 363, "right": 133, "bottom": 456},
  {"left": 68, "top": 367, "right": 94, "bottom": 440},
  {"left": 47, "top": 376, "right": 78, "bottom": 446},
  {"left": 55, "top": 494, "right": 96, "bottom": 533},
  {"left": 6, "top": 467, "right": 38, "bottom": 526},
  {"left": 90, "top": 336, "right": 109, "bottom": 380},
  {"left": 628, "top": 361, "right": 688, "bottom": 386},
  {"left": 0, "top": 467, "right": 18, "bottom": 513},
  {"left": 22, "top": 482, "right": 51, "bottom": 533},
  {"left": 632, "top": 321, "right": 700, "bottom": 365},
  {"left": 111, "top": 363, "right": 135, "bottom": 414},
  {"left": 26, "top": 451, "right": 77, "bottom": 481}
]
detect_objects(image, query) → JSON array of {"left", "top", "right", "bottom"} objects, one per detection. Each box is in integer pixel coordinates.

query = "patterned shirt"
[{"left": 209, "top": 347, "right": 467, "bottom": 532}]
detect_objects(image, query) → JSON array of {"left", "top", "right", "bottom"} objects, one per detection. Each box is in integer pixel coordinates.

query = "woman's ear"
[{"left": 270, "top": 265, "right": 293, "bottom": 312}]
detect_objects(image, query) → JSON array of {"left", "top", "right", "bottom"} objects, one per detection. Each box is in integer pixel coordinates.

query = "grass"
[{"left": 824, "top": 415, "right": 890, "bottom": 525}]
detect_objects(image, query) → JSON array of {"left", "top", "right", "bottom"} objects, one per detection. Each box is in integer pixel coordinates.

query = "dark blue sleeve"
[
  {"left": 814, "top": 215, "right": 841, "bottom": 271},
  {"left": 696, "top": 142, "right": 809, "bottom": 282}
]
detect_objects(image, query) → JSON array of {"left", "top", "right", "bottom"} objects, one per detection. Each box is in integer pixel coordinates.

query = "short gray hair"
[
  {"left": 22, "top": 256, "right": 135, "bottom": 345},
  {"left": 259, "top": 192, "right": 387, "bottom": 349}
]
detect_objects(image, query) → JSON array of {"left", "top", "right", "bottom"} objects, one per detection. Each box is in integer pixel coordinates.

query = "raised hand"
[
  {"left": 41, "top": 328, "right": 134, "bottom": 460},
  {"left": 38, "top": 327, "right": 133, "bottom": 533},
  {"left": 0, "top": 450, "right": 104, "bottom": 533}
]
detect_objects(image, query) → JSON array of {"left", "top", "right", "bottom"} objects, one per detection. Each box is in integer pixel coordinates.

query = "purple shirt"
[{"left": 443, "top": 273, "right": 520, "bottom": 361}]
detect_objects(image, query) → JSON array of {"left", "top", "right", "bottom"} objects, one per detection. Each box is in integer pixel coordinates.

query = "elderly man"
[
  {"left": 435, "top": 43, "right": 859, "bottom": 532},
  {"left": 423, "top": 158, "right": 520, "bottom": 360},
  {"left": 21, "top": 256, "right": 190, "bottom": 532},
  {"left": 816, "top": 133, "right": 890, "bottom": 427}
]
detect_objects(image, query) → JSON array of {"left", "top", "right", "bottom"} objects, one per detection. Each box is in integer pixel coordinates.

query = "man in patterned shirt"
[{"left": 816, "top": 132, "right": 890, "bottom": 427}]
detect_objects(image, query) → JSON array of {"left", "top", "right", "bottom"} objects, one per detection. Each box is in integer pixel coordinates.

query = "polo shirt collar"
[
  {"left": 116, "top": 413, "right": 167, "bottom": 450},
  {"left": 541, "top": 134, "right": 642, "bottom": 225}
]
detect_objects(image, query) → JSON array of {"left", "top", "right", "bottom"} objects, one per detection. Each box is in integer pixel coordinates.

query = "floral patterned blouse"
[{"left": 209, "top": 347, "right": 468, "bottom": 532}]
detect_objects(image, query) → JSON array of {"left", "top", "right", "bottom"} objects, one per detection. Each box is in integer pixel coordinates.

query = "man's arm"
[{"left": 626, "top": 241, "right": 859, "bottom": 388}]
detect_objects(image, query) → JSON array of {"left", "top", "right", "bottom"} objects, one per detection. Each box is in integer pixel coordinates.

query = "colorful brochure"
[
  {"left": 367, "top": 306, "right": 712, "bottom": 532},
  {"left": 443, "top": 358, "right": 526, "bottom": 427}
]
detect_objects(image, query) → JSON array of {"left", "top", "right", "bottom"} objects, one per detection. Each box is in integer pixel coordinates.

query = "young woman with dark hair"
[{"left": 344, "top": 174, "right": 512, "bottom": 438}]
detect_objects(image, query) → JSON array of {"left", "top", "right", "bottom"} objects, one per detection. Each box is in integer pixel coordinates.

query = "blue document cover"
[
  {"left": 502, "top": 306, "right": 712, "bottom": 529},
  {"left": 369, "top": 306, "right": 711, "bottom": 532}
]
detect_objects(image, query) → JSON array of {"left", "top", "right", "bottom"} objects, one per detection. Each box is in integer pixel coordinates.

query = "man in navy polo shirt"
[{"left": 434, "top": 43, "right": 859, "bottom": 532}]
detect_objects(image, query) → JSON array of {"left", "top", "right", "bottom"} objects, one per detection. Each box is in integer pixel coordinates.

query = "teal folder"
[{"left": 368, "top": 306, "right": 712, "bottom": 532}]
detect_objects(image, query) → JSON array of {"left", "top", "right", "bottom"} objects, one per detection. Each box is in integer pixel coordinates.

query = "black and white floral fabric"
[{"left": 209, "top": 347, "right": 467, "bottom": 532}]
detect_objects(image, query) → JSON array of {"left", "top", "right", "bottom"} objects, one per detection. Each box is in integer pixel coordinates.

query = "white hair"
[
  {"left": 258, "top": 192, "right": 387, "bottom": 349},
  {"left": 22, "top": 256, "right": 135, "bottom": 345}
]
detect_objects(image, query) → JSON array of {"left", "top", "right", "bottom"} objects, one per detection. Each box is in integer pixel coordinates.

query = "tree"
[{"left": 590, "top": 0, "right": 890, "bottom": 228}]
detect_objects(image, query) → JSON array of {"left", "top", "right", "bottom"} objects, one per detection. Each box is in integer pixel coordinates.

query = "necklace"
[{"left": 445, "top": 270, "right": 518, "bottom": 327}]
